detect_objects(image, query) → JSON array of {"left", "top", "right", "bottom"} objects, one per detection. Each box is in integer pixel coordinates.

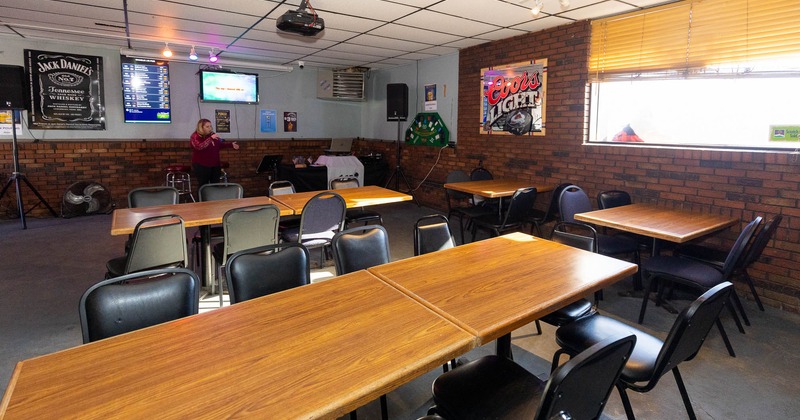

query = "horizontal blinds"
[{"left": 589, "top": 0, "right": 800, "bottom": 80}]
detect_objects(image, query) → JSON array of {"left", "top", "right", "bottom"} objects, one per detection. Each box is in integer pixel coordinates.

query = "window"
[{"left": 587, "top": 0, "right": 800, "bottom": 149}]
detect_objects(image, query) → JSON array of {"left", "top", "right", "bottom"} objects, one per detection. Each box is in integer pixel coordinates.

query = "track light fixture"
[
  {"left": 530, "top": 0, "right": 544, "bottom": 16},
  {"left": 559, "top": 0, "right": 570, "bottom": 10},
  {"left": 188, "top": 46, "right": 198, "bottom": 61},
  {"left": 162, "top": 43, "right": 173, "bottom": 58},
  {"left": 209, "top": 49, "right": 219, "bottom": 63}
]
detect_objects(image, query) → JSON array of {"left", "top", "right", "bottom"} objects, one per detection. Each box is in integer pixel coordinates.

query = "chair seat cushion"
[
  {"left": 540, "top": 298, "right": 594, "bottom": 326},
  {"left": 644, "top": 255, "right": 724, "bottom": 288},
  {"left": 280, "top": 227, "right": 300, "bottom": 243},
  {"left": 346, "top": 209, "right": 382, "bottom": 223},
  {"left": 105, "top": 255, "right": 127, "bottom": 278},
  {"left": 452, "top": 205, "right": 494, "bottom": 219},
  {"left": 597, "top": 233, "right": 639, "bottom": 255},
  {"left": 432, "top": 355, "right": 544, "bottom": 419},
  {"left": 555, "top": 315, "right": 663, "bottom": 383},
  {"left": 280, "top": 228, "right": 335, "bottom": 248},
  {"left": 522, "top": 208, "right": 548, "bottom": 223},
  {"left": 675, "top": 244, "right": 726, "bottom": 269}
]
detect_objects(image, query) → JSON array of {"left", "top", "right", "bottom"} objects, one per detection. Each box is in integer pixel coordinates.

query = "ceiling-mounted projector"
[{"left": 276, "top": 0, "right": 324, "bottom": 36}]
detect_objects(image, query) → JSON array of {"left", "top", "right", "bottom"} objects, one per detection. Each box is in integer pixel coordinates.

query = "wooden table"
[
  {"left": 574, "top": 203, "right": 738, "bottom": 255},
  {"left": 111, "top": 196, "right": 293, "bottom": 287},
  {"left": 443, "top": 179, "right": 553, "bottom": 216},
  {"left": 271, "top": 185, "right": 413, "bottom": 215},
  {"left": 0, "top": 271, "right": 475, "bottom": 419},
  {"left": 368, "top": 232, "right": 638, "bottom": 357}
]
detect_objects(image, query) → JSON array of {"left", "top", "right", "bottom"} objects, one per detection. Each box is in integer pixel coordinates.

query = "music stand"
[{"left": 0, "top": 108, "right": 58, "bottom": 229}]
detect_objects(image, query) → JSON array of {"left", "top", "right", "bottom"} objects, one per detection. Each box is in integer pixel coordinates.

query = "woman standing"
[{"left": 190, "top": 118, "right": 239, "bottom": 189}]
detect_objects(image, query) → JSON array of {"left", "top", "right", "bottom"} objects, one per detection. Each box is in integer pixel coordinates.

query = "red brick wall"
[{"left": 400, "top": 20, "right": 800, "bottom": 313}]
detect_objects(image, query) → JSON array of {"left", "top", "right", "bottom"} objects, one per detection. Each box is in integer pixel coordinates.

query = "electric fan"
[{"left": 61, "top": 181, "right": 113, "bottom": 218}]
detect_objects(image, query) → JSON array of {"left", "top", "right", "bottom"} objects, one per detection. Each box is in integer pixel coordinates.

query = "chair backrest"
[
  {"left": 125, "top": 215, "right": 188, "bottom": 274},
  {"left": 501, "top": 187, "right": 538, "bottom": 228},
  {"left": 330, "top": 177, "right": 360, "bottom": 190},
  {"left": 536, "top": 334, "right": 636, "bottom": 420},
  {"left": 558, "top": 185, "right": 592, "bottom": 223},
  {"left": 537, "top": 182, "right": 573, "bottom": 224},
  {"left": 741, "top": 214, "right": 782, "bottom": 268},
  {"left": 225, "top": 242, "right": 311, "bottom": 304},
  {"left": 128, "top": 186, "right": 179, "bottom": 208},
  {"left": 298, "top": 191, "right": 347, "bottom": 245},
  {"left": 720, "top": 216, "right": 762, "bottom": 277},
  {"left": 414, "top": 215, "right": 456, "bottom": 256},
  {"left": 647, "top": 282, "right": 734, "bottom": 390},
  {"left": 445, "top": 170, "right": 472, "bottom": 204},
  {"left": 331, "top": 225, "right": 391, "bottom": 275},
  {"left": 221, "top": 204, "right": 281, "bottom": 263},
  {"left": 550, "top": 222, "right": 598, "bottom": 253},
  {"left": 199, "top": 182, "right": 244, "bottom": 201},
  {"left": 268, "top": 180, "right": 295, "bottom": 196},
  {"left": 597, "top": 190, "right": 632, "bottom": 209},
  {"left": 79, "top": 268, "right": 200, "bottom": 343},
  {"left": 470, "top": 167, "right": 493, "bottom": 181}
]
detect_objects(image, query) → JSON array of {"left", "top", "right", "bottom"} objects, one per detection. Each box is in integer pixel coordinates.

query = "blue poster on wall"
[{"left": 260, "top": 109, "right": 277, "bottom": 132}]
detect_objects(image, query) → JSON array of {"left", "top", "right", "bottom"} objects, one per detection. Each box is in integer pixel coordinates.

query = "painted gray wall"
[
  {"left": 362, "top": 54, "right": 459, "bottom": 144},
  {"left": 0, "top": 36, "right": 458, "bottom": 143}
]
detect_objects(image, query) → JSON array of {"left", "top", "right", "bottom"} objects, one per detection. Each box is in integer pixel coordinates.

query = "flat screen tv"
[{"left": 199, "top": 70, "right": 259, "bottom": 104}]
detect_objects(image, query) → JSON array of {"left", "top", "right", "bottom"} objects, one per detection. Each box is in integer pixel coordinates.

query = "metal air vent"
[{"left": 317, "top": 68, "right": 367, "bottom": 101}]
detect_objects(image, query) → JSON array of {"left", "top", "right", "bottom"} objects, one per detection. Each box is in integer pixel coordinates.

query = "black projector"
[{"left": 276, "top": 9, "right": 324, "bottom": 36}]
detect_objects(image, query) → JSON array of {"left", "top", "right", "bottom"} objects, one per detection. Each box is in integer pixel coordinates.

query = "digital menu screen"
[{"left": 121, "top": 56, "right": 171, "bottom": 123}]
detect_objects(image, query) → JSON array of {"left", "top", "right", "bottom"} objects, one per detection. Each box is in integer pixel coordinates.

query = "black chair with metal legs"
[
  {"left": 127, "top": 186, "right": 179, "bottom": 208},
  {"left": 524, "top": 182, "right": 571, "bottom": 237},
  {"left": 553, "top": 282, "right": 735, "bottom": 420},
  {"left": 597, "top": 189, "right": 652, "bottom": 251},
  {"left": 225, "top": 242, "right": 310, "bottom": 304},
  {"left": 676, "top": 214, "right": 781, "bottom": 312},
  {"left": 532, "top": 222, "right": 598, "bottom": 335},
  {"left": 639, "top": 216, "right": 762, "bottom": 355},
  {"left": 330, "top": 224, "right": 391, "bottom": 420},
  {"left": 427, "top": 334, "right": 636, "bottom": 420},
  {"left": 80, "top": 268, "right": 200, "bottom": 343},
  {"left": 330, "top": 176, "right": 383, "bottom": 228},
  {"left": 191, "top": 182, "right": 244, "bottom": 273},
  {"left": 444, "top": 170, "right": 493, "bottom": 244},
  {"left": 281, "top": 191, "right": 346, "bottom": 267},
  {"left": 105, "top": 214, "right": 188, "bottom": 278},
  {"left": 469, "top": 187, "right": 537, "bottom": 242}
]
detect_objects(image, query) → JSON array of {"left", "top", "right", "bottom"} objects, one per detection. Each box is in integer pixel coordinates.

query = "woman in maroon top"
[{"left": 190, "top": 118, "right": 239, "bottom": 189}]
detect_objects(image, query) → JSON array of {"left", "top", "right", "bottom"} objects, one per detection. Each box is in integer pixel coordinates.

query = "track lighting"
[
  {"left": 120, "top": 48, "right": 294, "bottom": 72},
  {"left": 530, "top": 0, "right": 543, "bottom": 16},
  {"left": 188, "top": 46, "right": 198, "bottom": 61},
  {"left": 162, "top": 43, "right": 173, "bottom": 58},
  {"left": 559, "top": 0, "right": 570, "bottom": 11},
  {"left": 209, "top": 49, "right": 219, "bottom": 63}
]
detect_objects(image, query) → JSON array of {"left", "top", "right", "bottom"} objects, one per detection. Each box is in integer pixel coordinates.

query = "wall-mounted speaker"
[
  {"left": 386, "top": 83, "right": 408, "bottom": 121},
  {"left": 0, "top": 65, "right": 29, "bottom": 111}
]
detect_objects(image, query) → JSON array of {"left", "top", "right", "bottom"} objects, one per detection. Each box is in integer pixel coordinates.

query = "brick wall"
[{"left": 400, "top": 20, "right": 800, "bottom": 313}]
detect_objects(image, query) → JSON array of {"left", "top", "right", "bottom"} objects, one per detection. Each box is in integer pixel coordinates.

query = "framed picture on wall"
[{"left": 480, "top": 58, "right": 547, "bottom": 136}]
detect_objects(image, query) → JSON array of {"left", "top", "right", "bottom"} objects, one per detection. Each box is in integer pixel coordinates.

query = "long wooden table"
[
  {"left": 443, "top": 179, "right": 554, "bottom": 217},
  {"left": 368, "top": 232, "right": 639, "bottom": 357},
  {"left": 574, "top": 203, "right": 738, "bottom": 255},
  {"left": 111, "top": 196, "right": 294, "bottom": 287},
  {"left": 0, "top": 271, "right": 475, "bottom": 419},
  {"left": 271, "top": 185, "right": 413, "bottom": 215}
]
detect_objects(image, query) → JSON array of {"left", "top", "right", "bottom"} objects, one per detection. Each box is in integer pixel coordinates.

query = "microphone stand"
[{"left": 0, "top": 108, "right": 58, "bottom": 229}]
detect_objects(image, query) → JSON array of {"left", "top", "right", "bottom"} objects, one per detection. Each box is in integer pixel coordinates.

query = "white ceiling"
[{"left": 0, "top": 0, "right": 673, "bottom": 70}]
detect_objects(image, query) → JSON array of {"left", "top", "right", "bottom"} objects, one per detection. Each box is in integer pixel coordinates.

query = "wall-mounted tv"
[
  {"left": 199, "top": 70, "right": 259, "bottom": 104},
  {"left": 121, "top": 56, "right": 171, "bottom": 123}
]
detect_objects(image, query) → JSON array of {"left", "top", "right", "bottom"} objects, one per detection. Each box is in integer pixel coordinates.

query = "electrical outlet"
[{"left": 447, "top": 141, "right": 456, "bottom": 148}]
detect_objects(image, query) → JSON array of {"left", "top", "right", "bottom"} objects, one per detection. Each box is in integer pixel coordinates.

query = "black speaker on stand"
[
  {"left": 0, "top": 65, "right": 58, "bottom": 229},
  {"left": 385, "top": 83, "right": 415, "bottom": 202}
]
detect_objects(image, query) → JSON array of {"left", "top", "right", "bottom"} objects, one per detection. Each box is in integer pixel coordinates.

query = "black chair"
[
  {"left": 428, "top": 334, "right": 636, "bottom": 420},
  {"left": 469, "top": 165, "right": 495, "bottom": 208},
  {"left": 553, "top": 282, "right": 735, "bottom": 420},
  {"left": 444, "top": 170, "right": 493, "bottom": 244},
  {"left": 281, "top": 191, "right": 347, "bottom": 266},
  {"left": 105, "top": 214, "right": 188, "bottom": 278},
  {"left": 331, "top": 225, "right": 391, "bottom": 276},
  {"left": 414, "top": 215, "right": 457, "bottom": 256},
  {"left": 597, "top": 189, "right": 652, "bottom": 250},
  {"left": 127, "top": 186, "right": 179, "bottom": 208},
  {"left": 211, "top": 204, "right": 281, "bottom": 306},
  {"left": 532, "top": 222, "right": 598, "bottom": 335},
  {"left": 470, "top": 187, "right": 537, "bottom": 242},
  {"left": 559, "top": 184, "right": 642, "bottom": 289},
  {"left": 639, "top": 216, "right": 762, "bottom": 342},
  {"left": 524, "top": 182, "right": 571, "bottom": 237},
  {"left": 225, "top": 242, "right": 310, "bottom": 304},
  {"left": 80, "top": 268, "right": 200, "bottom": 343},
  {"left": 676, "top": 214, "right": 781, "bottom": 312},
  {"left": 192, "top": 182, "right": 245, "bottom": 271},
  {"left": 329, "top": 224, "right": 391, "bottom": 420},
  {"left": 330, "top": 176, "right": 383, "bottom": 228}
]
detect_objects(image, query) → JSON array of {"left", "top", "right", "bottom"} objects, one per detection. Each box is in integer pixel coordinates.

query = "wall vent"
[{"left": 317, "top": 67, "right": 367, "bottom": 101}]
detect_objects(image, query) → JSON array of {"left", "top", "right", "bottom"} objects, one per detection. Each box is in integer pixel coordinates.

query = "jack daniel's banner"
[{"left": 25, "top": 50, "right": 105, "bottom": 130}]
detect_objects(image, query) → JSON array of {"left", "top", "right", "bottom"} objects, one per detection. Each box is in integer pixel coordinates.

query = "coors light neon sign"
[{"left": 480, "top": 59, "right": 546, "bottom": 136}]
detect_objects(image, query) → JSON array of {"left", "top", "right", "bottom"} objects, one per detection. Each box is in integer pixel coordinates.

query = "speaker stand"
[
  {"left": 384, "top": 120, "right": 417, "bottom": 205},
  {"left": 0, "top": 109, "right": 58, "bottom": 229}
]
